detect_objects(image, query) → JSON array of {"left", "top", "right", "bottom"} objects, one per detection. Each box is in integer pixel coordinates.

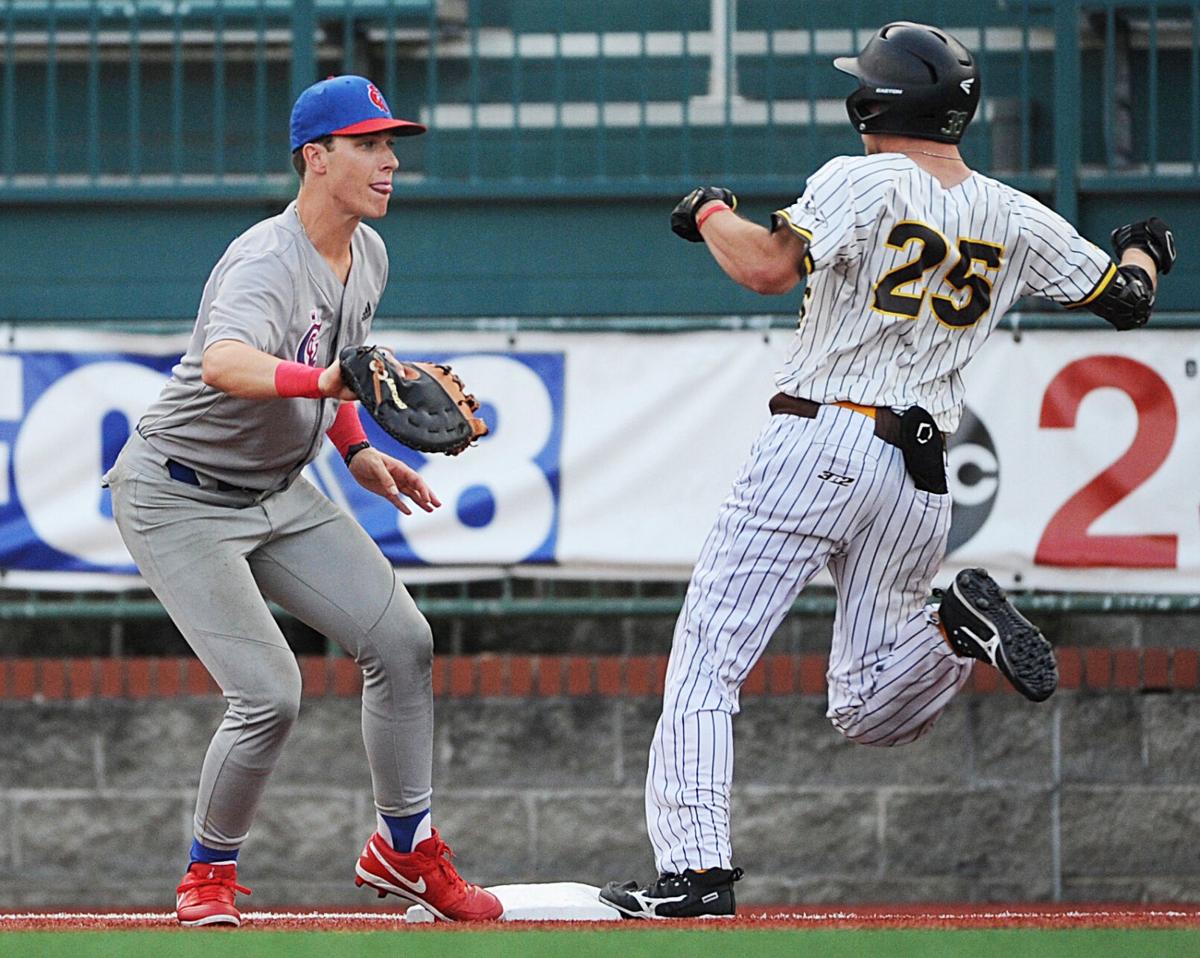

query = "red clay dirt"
[{"left": 3, "top": 904, "right": 1199, "bottom": 933}]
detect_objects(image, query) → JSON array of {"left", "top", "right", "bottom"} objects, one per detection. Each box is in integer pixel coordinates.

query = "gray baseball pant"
[{"left": 107, "top": 433, "right": 433, "bottom": 851}]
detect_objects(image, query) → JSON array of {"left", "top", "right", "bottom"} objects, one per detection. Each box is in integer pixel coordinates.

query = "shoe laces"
[
  {"left": 177, "top": 868, "right": 251, "bottom": 899},
  {"left": 654, "top": 867, "right": 742, "bottom": 893},
  {"left": 653, "top": 873, "right": 687, "bottom": 894},
  {"left": 423, "top": 835, "right": 469, "bottom": 894}
]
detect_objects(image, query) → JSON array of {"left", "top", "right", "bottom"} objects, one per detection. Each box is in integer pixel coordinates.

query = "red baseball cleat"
[
  {"left": 175, "top": 861, "right": 251, "bottom": 927},
  {"left": 355, "top": 828, "right": 503, "bottom": 921}
]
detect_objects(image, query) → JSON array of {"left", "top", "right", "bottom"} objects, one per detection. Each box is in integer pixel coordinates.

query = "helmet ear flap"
[{"left": 845, "top": 90, "right": 886, "bottom": 132}]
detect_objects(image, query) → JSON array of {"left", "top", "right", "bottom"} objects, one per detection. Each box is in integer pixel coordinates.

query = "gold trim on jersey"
[
  {"left": 772, "top": 209, "right": 816, "bottom": 275},
  {"left": 1065, "top": 261, "right": 1119, "bottom": 309}
]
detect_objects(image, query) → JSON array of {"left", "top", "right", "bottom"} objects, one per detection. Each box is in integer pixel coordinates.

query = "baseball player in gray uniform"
[
  {"left": 104, "top": 75, "right": 501, "bottom": 925},
  {"left": 601, "top": 22, "right": 1176, "bottom": 919}
]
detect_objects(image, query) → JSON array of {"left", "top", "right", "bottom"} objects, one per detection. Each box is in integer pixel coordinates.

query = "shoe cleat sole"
[{"left": 950, "top": 569, "right": 1057, "bottom": 702}]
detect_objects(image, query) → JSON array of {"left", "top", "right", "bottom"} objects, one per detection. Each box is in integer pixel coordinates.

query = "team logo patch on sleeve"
[{"left": 297, "top": 308, "right": 323, "bottom": 366}]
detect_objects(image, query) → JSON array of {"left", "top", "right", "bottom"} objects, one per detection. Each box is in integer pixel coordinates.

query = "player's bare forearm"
[
  {"left": 201, "top": 339, "right": 353, "bottom": 399},
  {"left": 202, "top": 340, "right": 285, "bottom": 397},
  {"left": 1120, "top": 248, "right": 1158, "bottom": 291},
  {"left": 698, "top": 204, "right": 807, "bottom": 295}
]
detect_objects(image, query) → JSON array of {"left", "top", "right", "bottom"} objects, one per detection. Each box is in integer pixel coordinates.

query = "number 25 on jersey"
[{"left": 872, "top": 221, "right": 1003, "bottom": 328}]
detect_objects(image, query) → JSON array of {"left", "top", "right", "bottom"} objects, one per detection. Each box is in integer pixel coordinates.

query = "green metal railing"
[
  {"left": 2, "top": 1, "right": 1199, "bottom": 203},
  {"left": 2, "top": 579, "right": 1198, "bottom": 623}
]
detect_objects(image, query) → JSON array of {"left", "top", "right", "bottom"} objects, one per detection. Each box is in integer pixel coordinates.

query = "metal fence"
[
  {"left": 2, "top": 1, "right": 1199, "bottom": 207},
  {"left": 3, "top": 578, "right": 1198, "bottom": 627}
]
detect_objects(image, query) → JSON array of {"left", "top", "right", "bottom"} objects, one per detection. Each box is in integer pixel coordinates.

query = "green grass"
[{"left": 3, "top": 929, "right": 1199, "bottom": 958}]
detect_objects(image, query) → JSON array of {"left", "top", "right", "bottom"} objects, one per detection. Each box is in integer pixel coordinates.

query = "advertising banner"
[{"left": 0, "top": 325, "right": 1195, "bottom": 593}]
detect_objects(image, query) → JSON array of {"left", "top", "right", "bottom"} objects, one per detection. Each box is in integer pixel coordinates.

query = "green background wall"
[{"left": 2, "top": 191, "right": 1195, "bottom": 322}]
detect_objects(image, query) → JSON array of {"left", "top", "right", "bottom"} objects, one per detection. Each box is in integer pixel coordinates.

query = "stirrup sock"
[
  {"left": 189, "top": 838, "right": 239, "bottom": 866},
  {"left": 378, "top": 809, "right": 431, "bottom": 853}
]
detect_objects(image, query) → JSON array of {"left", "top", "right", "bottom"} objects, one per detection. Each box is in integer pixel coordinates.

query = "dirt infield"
[{"left": 3, "top": 904, "right": 1198, "bottom": 933}]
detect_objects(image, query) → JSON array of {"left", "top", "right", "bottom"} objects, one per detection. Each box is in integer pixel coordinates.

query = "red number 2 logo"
[{"left": 1035, "top": 355, "right": 1177, "bottom": 568}]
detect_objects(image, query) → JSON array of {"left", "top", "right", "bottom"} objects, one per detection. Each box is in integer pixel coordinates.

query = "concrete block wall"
[{"left": 1, "top": 650, "right": 1198, "bottom": 909}]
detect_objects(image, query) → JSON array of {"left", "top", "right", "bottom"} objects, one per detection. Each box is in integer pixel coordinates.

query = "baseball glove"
[
  {"left": 671, "top": 186, "right": 738, "bottom": 242},
  {"left": 338, "top": 345, "right": 488, "bottom": 456}
]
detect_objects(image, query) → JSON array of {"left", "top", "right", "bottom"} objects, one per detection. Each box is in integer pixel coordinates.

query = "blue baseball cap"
[{"left": 290, "top": 75, "right": 426, "bottom": 152}]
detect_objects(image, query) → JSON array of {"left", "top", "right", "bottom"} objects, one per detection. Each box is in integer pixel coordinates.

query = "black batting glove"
[
  {"left": 671, "top": 186, "right": 738, "bottom": 242},
  {"left": 1111, "top": 217, "right": 1176, "bottom": 275}
]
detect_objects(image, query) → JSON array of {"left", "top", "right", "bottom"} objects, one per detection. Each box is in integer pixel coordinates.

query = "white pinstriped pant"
[{"left": 646, "top": 405, "right": 973, "bottom": 874}]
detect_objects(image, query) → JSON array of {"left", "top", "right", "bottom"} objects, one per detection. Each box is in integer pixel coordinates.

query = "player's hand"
[
  {"left": 348, "top": 448, "right": 441, "bottom": 515},
  {"left": 317, "top": 361, "right": 359, "bottom": 401},
  {"left": 671, "top": 186, "right": 738, "bottom": 242},
  {"left": 1111, "top": 217, "right": 1176, "bottom": 275}
]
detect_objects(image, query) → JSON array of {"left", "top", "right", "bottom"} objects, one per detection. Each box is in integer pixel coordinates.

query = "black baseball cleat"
[
  {"left": 599, "top": 868, "right": 743, "bottom": 919},
  {"left": 937, "top": 567, "right": 1058, "bottom": 702}
]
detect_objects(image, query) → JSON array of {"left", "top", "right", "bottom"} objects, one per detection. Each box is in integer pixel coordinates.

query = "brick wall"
[{"left": 1, "top": 651, "right": 1198, "bottom": 908}]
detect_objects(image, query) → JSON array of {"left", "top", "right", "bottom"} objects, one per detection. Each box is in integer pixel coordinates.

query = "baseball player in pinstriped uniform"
[
  {"left": 602, "top": 22, "right": 1175, "bottom": 919},
  {"left": 104, "top": 76, "right": 501, "bottom": 926}
]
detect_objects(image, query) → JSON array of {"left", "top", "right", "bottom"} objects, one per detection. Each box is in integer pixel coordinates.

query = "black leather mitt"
[{"left": 339, "top": 345, "right": 488, "bottom": 456}]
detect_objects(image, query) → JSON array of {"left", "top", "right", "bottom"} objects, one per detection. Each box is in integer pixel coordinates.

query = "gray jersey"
[
  {"left": 772, "top": 153, "right": 1114, "bottom": 431},
  {"left": 137, "top": 201, "right": 388, "bottom": 490}
]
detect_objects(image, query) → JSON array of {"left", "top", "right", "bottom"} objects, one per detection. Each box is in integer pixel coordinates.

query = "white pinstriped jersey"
[
  {"left": 772, "top": 153, "right": 1115, "bottom": 432},
  {"left": 642, "top": 151, "right": 1121, "bottom": 876}
]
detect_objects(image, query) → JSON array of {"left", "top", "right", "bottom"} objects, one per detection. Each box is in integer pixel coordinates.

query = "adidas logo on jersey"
[{"left": 817, "top": 470, "right": 855, "bottom": 486}]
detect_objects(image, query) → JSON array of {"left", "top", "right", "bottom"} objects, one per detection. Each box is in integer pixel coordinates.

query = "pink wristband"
[
  {"left": 696, "top": 202, "right": 730, "bottom": 230},
  {"left": 274, "top": 361, "right": 325, "bottom": 399},
  {"left": 326, "top": 401, "right": 368, "bottom": 458}
]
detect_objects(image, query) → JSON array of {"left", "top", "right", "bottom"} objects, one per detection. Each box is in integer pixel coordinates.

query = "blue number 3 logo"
[{"left": 391, "top": 353, "right": 563, "bottom": 565}]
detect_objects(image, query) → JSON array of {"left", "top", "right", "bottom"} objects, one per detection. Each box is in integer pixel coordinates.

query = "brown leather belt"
[{"left": 769, "top": 393, "right": 903, "bottom": 449}]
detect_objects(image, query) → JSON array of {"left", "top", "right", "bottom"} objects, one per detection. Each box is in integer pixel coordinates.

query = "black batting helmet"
[{"left": 834, "top": 22, "right": 980, "bottom": 144}]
